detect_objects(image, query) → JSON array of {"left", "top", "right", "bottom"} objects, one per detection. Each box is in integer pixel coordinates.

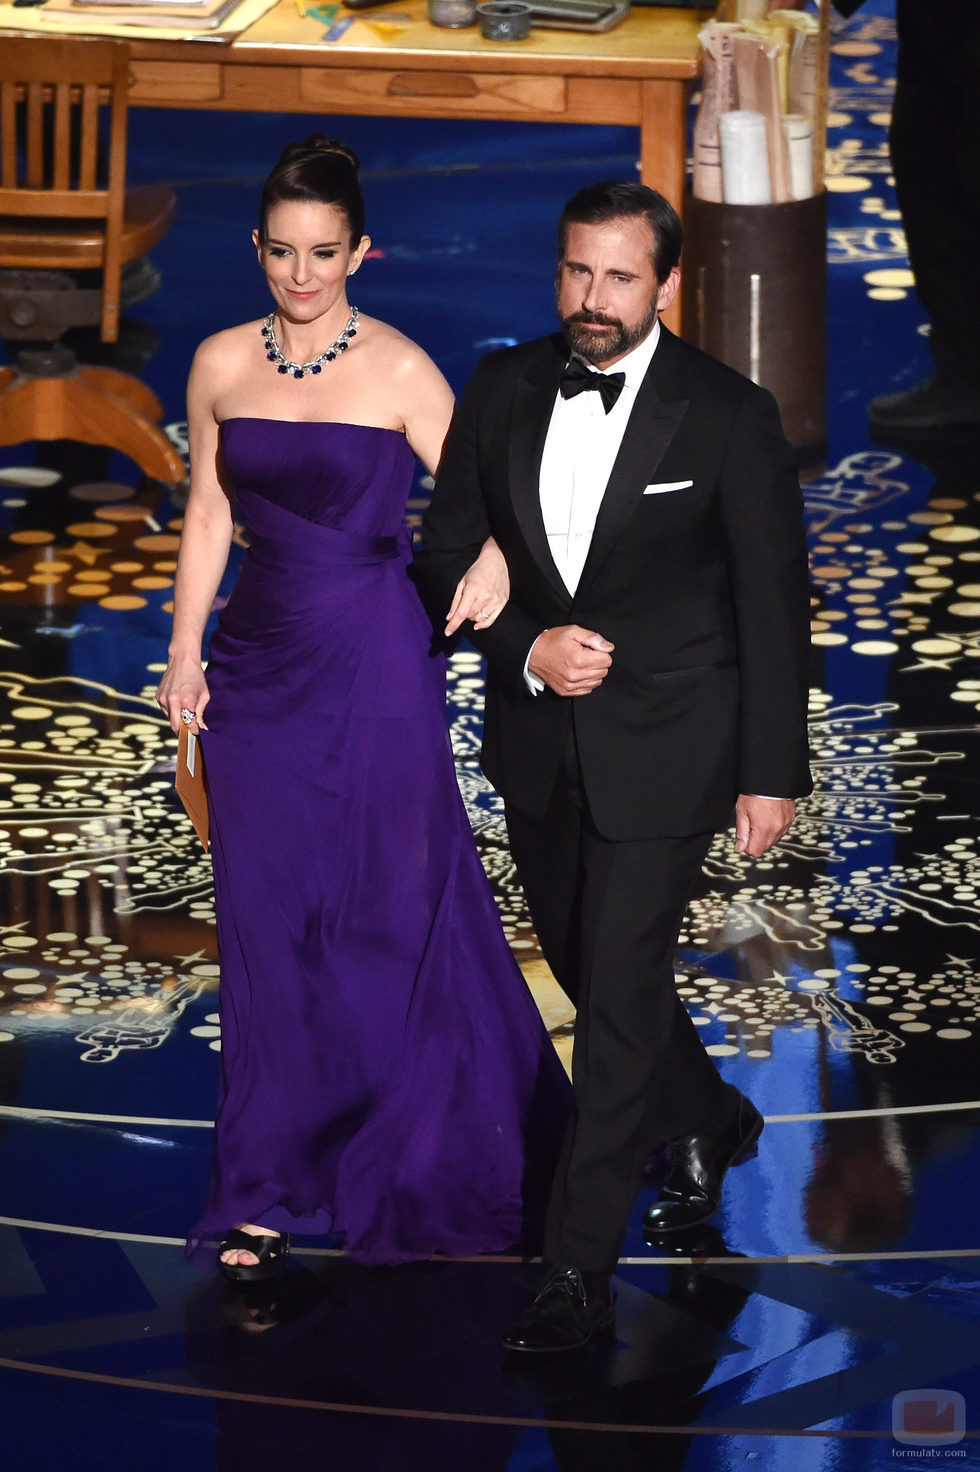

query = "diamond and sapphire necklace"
[{"left": 261, "top": 306, "right": 359, "bottom": 378}]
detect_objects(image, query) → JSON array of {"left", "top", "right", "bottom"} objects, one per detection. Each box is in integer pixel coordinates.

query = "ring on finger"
[{"left": 180, "top": 707, "right": 196, "bottom": 725}]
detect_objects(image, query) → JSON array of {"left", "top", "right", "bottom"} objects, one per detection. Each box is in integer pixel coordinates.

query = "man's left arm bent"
[{"left": 415, "top": 359, "right": 552, "bottom": 694}]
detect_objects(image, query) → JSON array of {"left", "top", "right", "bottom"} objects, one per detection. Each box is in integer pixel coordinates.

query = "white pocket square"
[{"left": 643, "top": 480, "right": 693, "bottom": 495}]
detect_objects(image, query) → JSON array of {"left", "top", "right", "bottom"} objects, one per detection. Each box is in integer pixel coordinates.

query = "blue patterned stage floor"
[{"left": 4, "top": 2, "right": 980, "bottom": 1466}]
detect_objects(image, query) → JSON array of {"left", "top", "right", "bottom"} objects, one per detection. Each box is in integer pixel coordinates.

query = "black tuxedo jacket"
[{"left": 415, "top": 327, "right": 812, "bottom": 842}]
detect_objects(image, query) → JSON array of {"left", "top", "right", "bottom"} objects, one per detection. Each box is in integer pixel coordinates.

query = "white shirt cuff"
[{"left": 523, "top": 636, "right": 546, "bottom": 695}]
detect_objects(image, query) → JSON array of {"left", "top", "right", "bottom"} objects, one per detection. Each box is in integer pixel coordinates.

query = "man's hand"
[
  {"left": 528, "top": 626, "right": 614, "bottom": 696},
  {"left": 734, "top": 794, "right": 796, "bottom": 858}
]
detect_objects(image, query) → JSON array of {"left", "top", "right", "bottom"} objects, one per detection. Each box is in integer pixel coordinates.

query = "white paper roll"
[
  {"left": 719, "top": 109, "right": 772, "bottom": 205},
  {"left": 783, "top": 112, "right": 814, "bottom": 199}
]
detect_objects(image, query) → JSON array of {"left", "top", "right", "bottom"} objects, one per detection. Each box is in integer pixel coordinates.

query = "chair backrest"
[{"left": 0, "top": 37, "right": 130, "bottom": 341}]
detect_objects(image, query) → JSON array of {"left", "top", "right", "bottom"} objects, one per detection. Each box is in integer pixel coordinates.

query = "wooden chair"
[{"left": 0, "top": 37, "right": 184, "bottom": 485}]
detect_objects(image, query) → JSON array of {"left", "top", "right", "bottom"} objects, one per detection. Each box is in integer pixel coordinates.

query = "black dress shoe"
[
  {"left": 643, "top": 1086, "right": 763, "bottom": 1236},
  {"left": 502, "top": 1265, "right": 615, "bottom": 1354},
  {"left": 868, "top": 375, "right": 980, "bottom": 432}
]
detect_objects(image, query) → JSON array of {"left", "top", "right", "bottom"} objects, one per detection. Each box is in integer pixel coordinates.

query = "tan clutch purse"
[{"left": 176, "top": 721, "right": 210, "bottom": 852}]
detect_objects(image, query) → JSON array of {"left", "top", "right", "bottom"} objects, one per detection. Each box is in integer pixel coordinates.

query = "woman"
[{"left": 157, "top": 137, "right": 569, "bottom": 1280}]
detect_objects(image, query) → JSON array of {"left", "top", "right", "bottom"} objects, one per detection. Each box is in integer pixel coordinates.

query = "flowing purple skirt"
[{"left": 187, "top": 418, "right": 569, "bottom": 1265}]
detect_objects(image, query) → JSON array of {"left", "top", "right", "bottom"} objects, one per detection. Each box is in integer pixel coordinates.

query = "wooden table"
[
  {"left": 128, "top": 2, "right": 704, "bottom": 195},
  {"left": 127, "top": 0, "right": 707, "bottom": 325}
]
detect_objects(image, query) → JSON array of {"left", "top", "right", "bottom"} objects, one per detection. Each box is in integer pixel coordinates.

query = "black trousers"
[
  {"left": 505, "top": 728, "right": 729, "bottom": 1275},
  {"left": 891, "top": 0, "right": 980, "bottom": 392}
]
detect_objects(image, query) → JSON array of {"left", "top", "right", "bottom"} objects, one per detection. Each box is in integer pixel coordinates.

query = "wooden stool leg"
[
  {"left": 0, "top": 371, "right": 185, "bottom": 485},
  {"left": 79, "top": 366, "right": 166, "bottom": 423}
]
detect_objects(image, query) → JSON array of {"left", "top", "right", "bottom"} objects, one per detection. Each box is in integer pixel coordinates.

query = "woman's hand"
[
  {"left": 156, "top": 655, "right": 211, "bottom": 735},
  {"left": 444, "top": 536, "right": 510, "bottom": 637}
]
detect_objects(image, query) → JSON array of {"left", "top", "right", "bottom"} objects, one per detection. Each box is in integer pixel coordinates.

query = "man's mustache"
[{"left": 567, "top": 312, "right": 622, "bottom": 329}]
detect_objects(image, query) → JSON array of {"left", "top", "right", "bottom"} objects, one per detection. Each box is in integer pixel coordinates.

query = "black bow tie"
[{"left": 559, "top": 357, "right": 626, "bottom": 414}]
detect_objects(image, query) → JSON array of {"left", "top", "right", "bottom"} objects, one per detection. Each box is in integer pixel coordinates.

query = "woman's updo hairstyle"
[{"left": 258, "top": 135, "right": 365, "bottom": 248}]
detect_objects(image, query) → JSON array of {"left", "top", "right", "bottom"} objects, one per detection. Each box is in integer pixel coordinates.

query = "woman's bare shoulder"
[
  {"left": 189, "top": 323, "right": 264, "bottom": 409},
  {"left": 192, "top": 320, "right": 263, "bottom": 371},
  {"left": 356, "top": 315, "right": 436, "bottom": 373}
]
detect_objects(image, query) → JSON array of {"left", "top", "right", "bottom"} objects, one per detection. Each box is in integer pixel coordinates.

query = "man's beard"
[{"left": 559, "top": 298, "right": 659, "bottom": 365}]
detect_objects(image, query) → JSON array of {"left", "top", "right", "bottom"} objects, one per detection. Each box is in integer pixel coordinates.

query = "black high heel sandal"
[{"left": 218, "top": 1228, "right": 290, "bottom": 1283}]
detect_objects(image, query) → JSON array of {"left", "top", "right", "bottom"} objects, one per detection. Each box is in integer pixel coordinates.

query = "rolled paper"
[
  {"left": 693, "top": 20, "right": 742, "bottom": 201},
  {"left": 783, "top": 112, "right": 814, "bottom": 199},
  {"left": 719, "top": 109, "right": 772, "bottom": 205},
  {"left": 740, "top": 17, "right": 791, "bottom": 113},
  {"left": 732, "top": 30, "right": 793, "bottom": 202},
  {"left": 773, "top": 10, "right": 821, "bottom": 122}
]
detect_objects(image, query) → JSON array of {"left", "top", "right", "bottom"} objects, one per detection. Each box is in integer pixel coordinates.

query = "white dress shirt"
[
  {"left": 524, "top": 323, "right": 660, "bottom": 694},
  {"left": 539, "top": 321, "right": 661, "bottom": 597}
]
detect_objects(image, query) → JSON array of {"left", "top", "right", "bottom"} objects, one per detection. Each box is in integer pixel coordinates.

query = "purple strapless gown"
[{"left": 187, "top": 418, "right": 570, "bottom": 1265}]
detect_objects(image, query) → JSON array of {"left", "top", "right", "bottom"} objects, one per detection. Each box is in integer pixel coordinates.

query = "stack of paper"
[{"left": 41, "top": 0, "right": 246, "bottom": 29}]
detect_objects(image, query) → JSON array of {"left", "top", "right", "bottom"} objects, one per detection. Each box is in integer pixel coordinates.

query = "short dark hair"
[
  {"left": 259, "top": 135, "right": 365, "bottom": 247},
  {"left": 557, "top": 181, "right": 683, "bottom": 284}
]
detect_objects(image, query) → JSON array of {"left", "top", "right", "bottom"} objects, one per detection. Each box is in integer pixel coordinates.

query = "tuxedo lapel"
[
  {"left": 575, "top": 330, "right": 689, "bottom": 596},
  {"left": 508, "top": 341, "right": 573, "bottom": 607}
]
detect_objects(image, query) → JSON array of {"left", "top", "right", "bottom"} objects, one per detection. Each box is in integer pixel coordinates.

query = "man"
[
  {"left": 779, "top": 0, "right": 980, "bottom": 432},
  {"left": 414, "top": 181, "right": 812, "bottom": 1353}
]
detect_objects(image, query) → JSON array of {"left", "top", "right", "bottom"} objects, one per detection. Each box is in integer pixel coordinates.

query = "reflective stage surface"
[{"left": 3, "top": 2, "right": 980, "bottom": 1466}]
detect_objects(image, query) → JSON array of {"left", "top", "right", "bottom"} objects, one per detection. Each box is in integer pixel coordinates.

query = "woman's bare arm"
[
  {"left": 399, "top": 344, "right": 509, "bottom": 634},
  {"left": 156, "top": 338, "right": 235, "bottom": 733}
]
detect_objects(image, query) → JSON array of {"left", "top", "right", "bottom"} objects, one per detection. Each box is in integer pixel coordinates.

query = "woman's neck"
[{"left": 274, "top": 301, "right": 353, "bottom": 364}]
